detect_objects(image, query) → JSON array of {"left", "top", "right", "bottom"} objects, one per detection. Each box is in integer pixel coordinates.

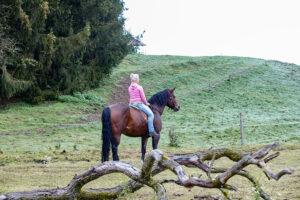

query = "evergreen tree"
[{"left": 0, "top": 0, "right": 133, "bottom": 103}]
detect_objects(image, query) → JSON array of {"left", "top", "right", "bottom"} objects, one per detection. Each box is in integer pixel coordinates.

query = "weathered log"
[
  {"left": 1, "top": 151, "right": 166, "bottom": 200},
  {"left": 0, "top": 142, "right": 294, "bottom": 200}
]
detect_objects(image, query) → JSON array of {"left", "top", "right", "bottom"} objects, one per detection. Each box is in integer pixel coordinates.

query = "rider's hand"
[{"left": 146, "top": 102, "right": 150, "bottom": 106}]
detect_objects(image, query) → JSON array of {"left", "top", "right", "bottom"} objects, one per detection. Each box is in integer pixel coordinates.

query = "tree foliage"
[{"left": 0, "top": 0, "right": 133, "bottom": 103}]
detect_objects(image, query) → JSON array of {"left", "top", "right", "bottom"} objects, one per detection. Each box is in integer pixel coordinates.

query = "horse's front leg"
[
  {"left": 141, "top": 136, "right": 148, "bottom": 162},
  {"left": 152, "top": 134, "right": 160, "bottom": 150}
]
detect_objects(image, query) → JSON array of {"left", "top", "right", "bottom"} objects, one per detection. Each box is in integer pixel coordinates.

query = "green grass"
[
  {"left": 0, "top": 54, "right": 299, "bottom": 199},
  {"left": 116, "top": 54, "right": 300, "bottom": 148}
]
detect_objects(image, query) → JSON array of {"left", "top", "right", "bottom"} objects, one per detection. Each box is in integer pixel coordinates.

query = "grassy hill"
[
  {"left": 119, "top": 55, "right": 300, "bottom": 148},
  {"left": 0, "top": 53, "right": 299, "bottom": 154},
  {"left": 0, "top": 54, "right": 299, "bottom": 198}
]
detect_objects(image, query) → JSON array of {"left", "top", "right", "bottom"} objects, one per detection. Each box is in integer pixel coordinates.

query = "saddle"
[{"left": 129, "top": 105, "right": 148, "bottom": 121}]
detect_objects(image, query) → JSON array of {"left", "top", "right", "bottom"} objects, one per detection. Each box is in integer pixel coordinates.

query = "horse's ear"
[{"left": 170, "top": 88, "right": 175, "bottom": 93}]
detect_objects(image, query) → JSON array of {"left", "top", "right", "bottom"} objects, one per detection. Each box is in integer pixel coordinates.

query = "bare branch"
[
  {"left": 207, "top": 152, "right": 216, "bottom": 181},
  {"left": 1, "top": 143, "right": 294, "bottom": 200},
  {"left": 238, "top": 171, "right": 271, "bottom": 200},
  {"left": 257, "top": 161, "right": 295, "bottom": 181},
  {"left": 264, "top": 152, "right": 280, "bottom": 163}
]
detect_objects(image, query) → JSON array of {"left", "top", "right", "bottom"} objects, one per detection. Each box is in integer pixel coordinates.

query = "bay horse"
[{"left": 101, "top": 88, "right": 180, "bottom": 162}]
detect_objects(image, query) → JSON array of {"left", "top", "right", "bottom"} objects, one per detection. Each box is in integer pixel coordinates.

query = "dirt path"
[{"left": 109, "top": 76, "right": 130, "bottom": 104}]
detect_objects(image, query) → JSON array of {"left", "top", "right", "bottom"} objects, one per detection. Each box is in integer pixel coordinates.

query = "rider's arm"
[{"left": 138, "top": 86, "right": 149, "bottom": 105}]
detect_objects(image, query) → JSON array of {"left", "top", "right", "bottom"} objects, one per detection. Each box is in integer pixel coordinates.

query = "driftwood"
[{"left": 0, "top": 142, "right": 294, "bottom": 200}]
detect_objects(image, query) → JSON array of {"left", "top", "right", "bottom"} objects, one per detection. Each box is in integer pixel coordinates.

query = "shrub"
[
  {"left": 168, "top": 129, "right": 180, "bottom": 147},
  {"left": 58, "top": 92, "right": 104, "bottom": 105}
]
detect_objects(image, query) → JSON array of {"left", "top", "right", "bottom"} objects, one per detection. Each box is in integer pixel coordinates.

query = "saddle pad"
[
  {"left": 129, "top": 105, "right": 148, "bottom": 121},
  {"left": 129, "top": 105, "right": 140, "bottom": 110}
]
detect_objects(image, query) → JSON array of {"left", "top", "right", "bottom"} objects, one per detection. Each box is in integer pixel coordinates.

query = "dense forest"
[{"left": 0, "top": 0, "right": 134, "bottom": 103}]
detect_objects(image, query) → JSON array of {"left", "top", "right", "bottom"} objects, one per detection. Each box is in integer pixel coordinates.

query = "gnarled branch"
[{"left": 1, "top": 143, "right": 294, "bottom": 200}]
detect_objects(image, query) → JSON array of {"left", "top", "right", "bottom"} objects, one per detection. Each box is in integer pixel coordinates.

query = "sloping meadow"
[
  {"left": 115, "top": 54, "right": 300, "bottom": 148},
  {"left": 0, "top": 54, "right": 299, "bottom": 199}
]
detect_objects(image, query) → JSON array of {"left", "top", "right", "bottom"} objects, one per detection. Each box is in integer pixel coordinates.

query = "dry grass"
[{"left": 1, "top": 145, "right": 299, "bottom": 199}]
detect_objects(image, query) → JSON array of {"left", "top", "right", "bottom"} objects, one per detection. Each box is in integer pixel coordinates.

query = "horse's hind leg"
[
  {"left": 111, "top": 134, "right": 120, "bottom": 161},
  {"left": 141, "top": 136, "right": 148, "bottom": 162},
  {"left": 152, "top": 134, "right": 160, "bottom": 150}
]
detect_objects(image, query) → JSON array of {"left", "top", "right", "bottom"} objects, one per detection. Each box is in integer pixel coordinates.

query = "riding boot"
[{"left": 149, "top": 130, "right": 159, "bottom": 137}]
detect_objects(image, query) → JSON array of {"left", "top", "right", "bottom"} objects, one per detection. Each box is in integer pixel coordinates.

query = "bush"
[
  {"left": 42, "top": 90, "right": 59, "bottom": 101},
  {"left": 58, "top": 92, "right": 104, "bottom": 105},
  {"left": 168, "top": 129, "right": 180, "bottom": 147}
]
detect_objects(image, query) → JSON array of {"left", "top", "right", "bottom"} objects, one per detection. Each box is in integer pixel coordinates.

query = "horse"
[{"left": 101, "top": 88, "right": 180, "bottom": 162}]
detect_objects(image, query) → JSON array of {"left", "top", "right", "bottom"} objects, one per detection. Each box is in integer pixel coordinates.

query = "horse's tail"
[{"left": 101, "top": 107, "right": 112, "bottom": 162}]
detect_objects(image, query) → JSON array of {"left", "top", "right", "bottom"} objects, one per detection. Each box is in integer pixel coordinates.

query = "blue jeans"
[{"left": 129, "top": 103, "right": 155, "bottom": 133}]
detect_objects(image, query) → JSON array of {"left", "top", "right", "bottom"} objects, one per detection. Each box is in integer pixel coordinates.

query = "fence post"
[{"left": 240, "top": 113, "right": 244, "bottom": 145}]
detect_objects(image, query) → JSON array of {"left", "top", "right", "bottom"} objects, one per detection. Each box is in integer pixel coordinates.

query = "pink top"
[{"left": 128, "top": 83, "right": 148, "bottom": 104}]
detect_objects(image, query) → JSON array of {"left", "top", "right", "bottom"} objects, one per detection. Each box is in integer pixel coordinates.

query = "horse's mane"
[{"left": 148, "top": 89, "right": 170, "bottom": 106}]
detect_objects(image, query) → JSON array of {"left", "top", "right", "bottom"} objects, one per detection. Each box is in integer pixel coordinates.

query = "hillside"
[
  {"left": 0, "top": 54, "right": 299, "bottom": 152},
  {"left": 114, "top": 54, "right": 300, "bottom": 148},
  {"left": 0, "top": 54, "right": 300, "bottom": 199}
]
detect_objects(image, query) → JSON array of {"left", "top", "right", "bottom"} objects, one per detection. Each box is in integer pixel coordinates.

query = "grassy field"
[{"left": 0, "top": 54, "right": 300, "bottom": 199}]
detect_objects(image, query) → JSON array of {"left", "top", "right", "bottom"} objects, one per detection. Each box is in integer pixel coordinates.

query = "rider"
[{"left": 128, "top": 73, "right": 159, "bottom": 137}]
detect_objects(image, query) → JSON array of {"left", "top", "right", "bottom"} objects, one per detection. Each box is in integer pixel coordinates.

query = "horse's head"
[{"left": 167, "top": 88, "right": 180, "bottom": 112}]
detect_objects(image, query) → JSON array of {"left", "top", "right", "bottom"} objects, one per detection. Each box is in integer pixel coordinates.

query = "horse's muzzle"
[{"left": 174, "top": 106, "right": 180, "bottom": 112}]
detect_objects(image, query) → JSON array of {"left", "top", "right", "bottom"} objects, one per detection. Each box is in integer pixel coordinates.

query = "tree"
[
  {"left": 0, "top": 7, "right": 33, "bottom": 100},
  {"left": 0, "top": 0, "right": 133, "bottom": 103}
]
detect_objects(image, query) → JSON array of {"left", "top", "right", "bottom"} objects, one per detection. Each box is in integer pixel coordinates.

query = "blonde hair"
[{"left": 130, "top": 73, "right": 139, "bottom": 82}]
